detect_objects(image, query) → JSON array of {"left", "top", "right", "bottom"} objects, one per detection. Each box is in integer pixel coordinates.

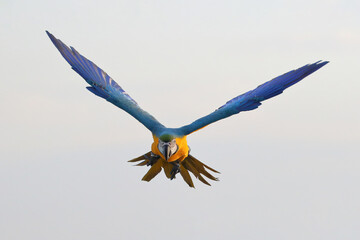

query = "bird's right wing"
[
  {"left": 175, "top": 61, "right": 329, "bottom": 135},
  {"left": 46, "top": 31, "right": 165, "bottom": 135}
]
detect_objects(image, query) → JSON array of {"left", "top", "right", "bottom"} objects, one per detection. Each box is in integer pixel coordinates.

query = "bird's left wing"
[
  {"left": 46, "top": 31, "right": 165, "bottom": 135},
  {"left": 175, "top": 61, "right": 329, "bottom": 135}
]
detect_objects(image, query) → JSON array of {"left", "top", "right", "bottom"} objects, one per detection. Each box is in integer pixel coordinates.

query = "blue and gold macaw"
[{"left": 46, "top": 31, "right": 328, "bottom": 187}]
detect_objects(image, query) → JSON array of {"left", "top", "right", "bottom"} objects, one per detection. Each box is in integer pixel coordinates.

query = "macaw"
[{"left": 46, "top": 31, "right": 328, "bottom": 188}]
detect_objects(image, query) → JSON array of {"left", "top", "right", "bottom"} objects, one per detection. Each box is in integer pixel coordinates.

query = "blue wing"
[
  {"left": 46, "top": 31, "right": 165, "bottom": 134},
  {"left": 176, "top": 61, "right": 329, "bottom": 135}
]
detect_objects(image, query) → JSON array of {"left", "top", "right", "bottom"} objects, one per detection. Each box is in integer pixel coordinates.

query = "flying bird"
[{"left": 46, "top": 31, "right": 328, "bottom": 188}]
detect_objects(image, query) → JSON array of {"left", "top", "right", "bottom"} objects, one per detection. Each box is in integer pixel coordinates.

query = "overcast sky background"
[{"left": 1, "top": 0, "right": 359, "bottom": 239}]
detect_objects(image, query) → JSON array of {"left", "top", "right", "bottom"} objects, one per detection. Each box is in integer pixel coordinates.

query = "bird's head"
[
  {"left": 157, "top": 134, "right": 178, "bottom": 161},
  {"left": 151, "top": 134, "right": 189, "bottom": 162},
  {"left": 158, "top": 138, "right": 178, "bottom": 161}
]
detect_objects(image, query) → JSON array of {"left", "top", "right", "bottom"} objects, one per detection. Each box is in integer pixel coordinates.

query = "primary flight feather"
[{"left": 46, "top": 31, "right": 328, "bottom": 187}]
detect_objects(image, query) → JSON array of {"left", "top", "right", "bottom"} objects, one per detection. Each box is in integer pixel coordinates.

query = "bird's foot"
[
  {"left": 170, "top": 161, "right": 180, "bottom": 180},
  {"left": 144, "top": 152, "right": 160, "bottom": 166}
]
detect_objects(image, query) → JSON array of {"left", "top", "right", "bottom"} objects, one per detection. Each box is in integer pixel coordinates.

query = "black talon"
[
  {"left": 144, "top": 152, "right": 160, "bottom": 166},
  {"left": 170, "top": 162, "right": 180, "bottom": 180}
]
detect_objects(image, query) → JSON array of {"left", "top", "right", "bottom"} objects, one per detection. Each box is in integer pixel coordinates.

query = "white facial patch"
[{"left": 158, "top": 139, "right": 178, "bottom": 158}]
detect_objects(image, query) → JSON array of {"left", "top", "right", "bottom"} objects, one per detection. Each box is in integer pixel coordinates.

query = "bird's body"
[
  {"left": 46, "top": 31, "right": 328, "bottom": 187},
  {"left": 151, "top": 135, "right": 189, "bottom": 163}
]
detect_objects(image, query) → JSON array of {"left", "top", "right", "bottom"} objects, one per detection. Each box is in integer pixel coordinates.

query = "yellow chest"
[{"left": 151, "top": 135, "right": 189, "bottom": 162}]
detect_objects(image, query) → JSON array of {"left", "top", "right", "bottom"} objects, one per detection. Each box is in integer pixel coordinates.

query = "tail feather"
[
  {"left": 128, "top": 152, "right": 151, "bottom": 162},
  {"left": 135, "top": 160, "right": 149, "bottom": 166},
  {"left": 202, "top": 162, "right": 220, "bottom": 174},
  {"left": 129, "top": 152, "right": 219, "bottom": 187},
  {"left": 182, "top": 160, "right": 211, "bottom": 186},
  {"left": 162, "top": 161, "right": 173, "bottom": 179},
  {"left": 180, "top": 164, "right": 194, "bottom": 188},
  {"left": 141, "top": 159, "right": 162, "bottom": 182},
  {"left": 187, "top": 155, "right": 219, "bottom": 181}
]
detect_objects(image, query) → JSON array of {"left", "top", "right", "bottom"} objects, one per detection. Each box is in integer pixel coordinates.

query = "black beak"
[{"left": 164, "top": 144, "right": 171, "bottom": 161}]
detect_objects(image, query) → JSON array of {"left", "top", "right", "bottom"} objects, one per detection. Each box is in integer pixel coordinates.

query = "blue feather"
[
  {"left": 47, "top": 30, "right": 328, "bottom": 138},
  {"left": 86, "top": 87, "right": 109, "bottom": 99},
  {"left": 176, "top": 61, "right": 329, "bottom": 135},
  {"left": 46, "top": 31, "right": 165, "bottom": 135}
]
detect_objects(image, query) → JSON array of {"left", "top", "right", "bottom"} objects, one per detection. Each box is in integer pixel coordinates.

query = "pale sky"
[{"left": 1, "top": 0, "right": 359, "bottom": 239}]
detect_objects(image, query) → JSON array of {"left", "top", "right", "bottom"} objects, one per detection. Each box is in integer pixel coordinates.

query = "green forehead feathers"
[{"left": 159, "top": 134, "right": 174, "bottom": 142}]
